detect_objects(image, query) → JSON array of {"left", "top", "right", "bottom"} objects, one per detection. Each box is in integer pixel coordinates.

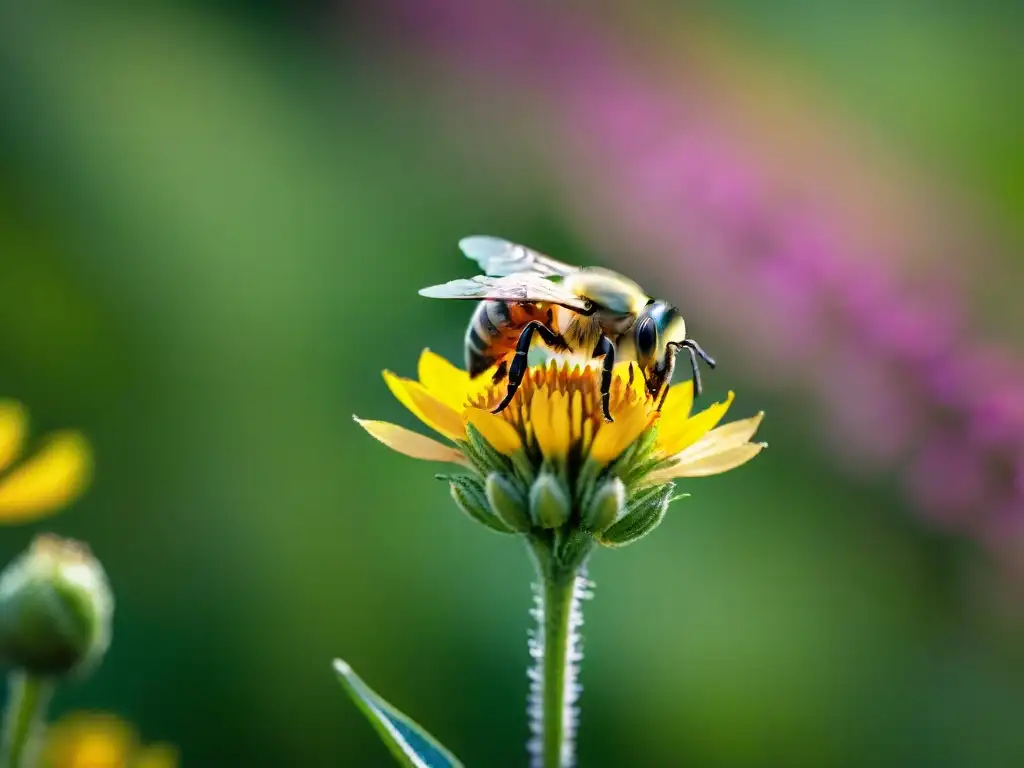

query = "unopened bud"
[
  {"left": 0, "top": 535, "right": 113, "bottom": 676},
  {"left": 581, "top": 477, "right": 626, "bottom": 533},
  {"left": 529, "top": 473, "right": 571, "bottom": 529},
  {"left": 485, "top": 473, "right": 531, "bottom": 532},
  {"left": 598, "top": 484, "right": 675, "bottom": 548},
  {"left": 446, "top": 476, "right": 513, "bottom": 534}
]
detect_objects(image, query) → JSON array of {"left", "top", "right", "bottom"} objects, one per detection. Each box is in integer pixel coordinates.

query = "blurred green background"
[{"left": 2, "top": 1, "right": 1023, "bottom": 766}]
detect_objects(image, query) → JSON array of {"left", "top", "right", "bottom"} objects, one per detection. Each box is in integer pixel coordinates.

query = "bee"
[{"left": 419, "top": 236, "right": 716, "bottom": 422}]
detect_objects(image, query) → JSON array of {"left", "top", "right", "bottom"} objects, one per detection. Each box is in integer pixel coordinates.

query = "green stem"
[
  {"left": 0, "top": 672, "right": 53, "bottom": 768},
  {"left": 527, "top": 541, "right": 590, "bottom": 768}
]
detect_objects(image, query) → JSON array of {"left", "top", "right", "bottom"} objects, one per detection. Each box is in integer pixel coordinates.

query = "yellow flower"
[
  {"left": 42, "top": 712, "right": 177, "bottom": 768},
  {"left": 0, "top": 400, "right": 92, "bottom": 524},
  {"left": 357, "top": 350, "right": 764, "bottom": 549}
]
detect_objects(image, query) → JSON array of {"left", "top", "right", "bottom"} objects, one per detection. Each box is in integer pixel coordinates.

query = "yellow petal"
[
  {"left": 531, "top": 387, "right": 554, "bottom": 456},
  {"left": 590, "top": 406, "right": 648, "bottom": 465},
  {"left": 654, "top": 380, "right": 695, "bottom": 453},
  {"left": 649, "top": 442, "right": 766, "bottom": 482},
  {"left": 581, "top": 418, "right": 595, "bottom": 453},
  {"left": 417, "top": 349, "right": 472, "bottom": 411},
  {"left": 616, "top": 362, "right": 645, "bottom": 400},
  {"left": 0, "top": 431, "right": 92, "bottom": 524},
  {"left": 548, "top": 391, "right": 571, "bottom": 459},
  {"left": 0, "top": 400, "right": 27, "bottom": 473},
  {"left": 464, "top": 409, "right": 523, "bottom": 456},
  {"left": 658, "top": 391, "right": 735, "bottom": 457},
  {"left": 383, "top": 372, "right": 465, "bottom": 442},
  {"left": 354, "top": 418, "right": 468, "bottom": 465},
  {"left": 43, "top": 712, "right": 136, "bottom": 763},
  {"left": 569, "top": 390, "right": 583, "bottom": 444},
  {"left": 677, "top": 412, "right": 764, "bottom": 462},
  {"left": 661, "top": 380, "right": 694, "bottom": 422},
  {"left": 532, "top": 387, "right": 570, "bottom": 461}
]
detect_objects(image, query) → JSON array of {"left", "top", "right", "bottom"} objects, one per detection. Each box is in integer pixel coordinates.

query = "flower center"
[{"left": 469, "top": 361, "right": 658, "bottom": 463}]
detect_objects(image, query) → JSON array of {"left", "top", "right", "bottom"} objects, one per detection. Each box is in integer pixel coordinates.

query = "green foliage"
[{"left": 333, "top": 659, "right": 463, "bottom": 768}]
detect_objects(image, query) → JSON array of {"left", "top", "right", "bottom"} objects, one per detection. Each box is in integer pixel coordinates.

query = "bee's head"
[{"left": 636, "top": 300, "right": 716, "bottom": 400}]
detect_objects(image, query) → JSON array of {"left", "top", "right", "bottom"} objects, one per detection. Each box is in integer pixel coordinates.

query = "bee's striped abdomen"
[
  {"left": 466, "top": 301, "right": 549, "bottom": 378},
  {"left": 466, "top": 300, "right": 512, "bottom": 377}
]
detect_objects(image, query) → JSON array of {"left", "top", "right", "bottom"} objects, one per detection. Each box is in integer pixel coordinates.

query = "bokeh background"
[{"left": 2, "top": 1, "right": 1024, "bottom": 765}]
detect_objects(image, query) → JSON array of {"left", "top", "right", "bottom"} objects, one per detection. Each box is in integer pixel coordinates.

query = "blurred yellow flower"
[
  {"left": 0, "top": 400, "right": 92, "bottom": 524},
  {"left": 42, "top": 712, "right": 177, "bottom": 768},
  {"left": 357, "top": 349, "right": 764, "bottom": 480}
]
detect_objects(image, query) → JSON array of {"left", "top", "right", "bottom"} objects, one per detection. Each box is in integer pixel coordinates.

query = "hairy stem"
[
  {"left": 0, "top": 672, "right": 53, "bottom": 768},
  {"left": 527, "top": 541, "right": 591, "bottom": 768}
]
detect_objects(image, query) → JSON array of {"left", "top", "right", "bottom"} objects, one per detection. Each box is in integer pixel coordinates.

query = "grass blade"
[{"left": 333, "top": 659, "right": 463, "bottom": 768}]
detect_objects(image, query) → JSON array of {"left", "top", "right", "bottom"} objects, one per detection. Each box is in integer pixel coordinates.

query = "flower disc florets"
[{"left": 357, "top": 350, "right": 764, "bottom": 565}]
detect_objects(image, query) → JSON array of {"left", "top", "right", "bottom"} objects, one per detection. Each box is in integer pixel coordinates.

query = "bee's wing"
[
  {"left": 419, "top": 274, "right": 591, "bottom": 312},
  {"left": 459, "top": 236, "right": 576, "bottom": 277}
]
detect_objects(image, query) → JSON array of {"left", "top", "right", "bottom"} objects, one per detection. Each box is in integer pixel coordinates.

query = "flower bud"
[
  {"left": 581, "top": 477, "right": 626, "bottom": 533},
  {"left": 485, "top": 473, "right": 531, "bottom": 532},
  {"left": 0, "top": 535, "right": 113, "bottom": 676},
  {"left": 598, "top": 484, "right": 675, "bottom": 547},
  {"left": 447, "top": 476, "right": 513, "bottom": 534},
  {"left": 529, "top": 473, "right": 571, "bottom": 529}
]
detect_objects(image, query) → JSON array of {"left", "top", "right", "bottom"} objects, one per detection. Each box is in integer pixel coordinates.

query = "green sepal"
[
  {"left": 598, "top": 483, "right": 675, "bottom": 547},
  {"left": 573, "top": 458, "right": 603, "bottom": 507},
  {"left": 511, "top": 450, "right": 537, "bottom": 487},
  {"left": 581, "top": 477, "right": 625, "bottom": 533},
  {"left": 612, "top": 425, "right": 659, "bottom": 479},
  {"left": 461, "top": 424, "right": 512, "bottom": 476},
  {"left": 485, "top": 473, "right": 532, "bottom": 532},
  {"left": 333, "top": 659, "right": 464, "bottom": 768},
  {"left": 529, "top": 472, "right": 571, "bottom": 529},
  {"left": 443, "top": 475, "right": 513, "bottom": 534},
  {"left": 625, "top": 455, "right": 678, "bottom": 486}
]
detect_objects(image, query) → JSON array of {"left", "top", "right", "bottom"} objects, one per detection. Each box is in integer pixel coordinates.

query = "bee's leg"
[
  {"left": 593, "top": 336, "right": 616, "bottom": 422},
  {"left": 654, "top": 345, "right": 678, "bottom": 412},
  {"left": 685, "top": 345, "right": 703, "bottom": 397},
  {"left": 492, "top": 321, "right": 565, "bottom": 414}
]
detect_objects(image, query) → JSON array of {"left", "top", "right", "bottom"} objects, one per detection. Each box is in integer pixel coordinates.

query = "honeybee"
[{"left": 419, "top": 236, "right": 716, "bottom": 422}]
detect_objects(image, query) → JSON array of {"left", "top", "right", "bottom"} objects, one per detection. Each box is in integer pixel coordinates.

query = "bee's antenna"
[
  {"left": 682, "top": 338, "right": 716, "bottom": 369},
  {"left": 672, "top": 339, "right": 716, "bottom": 398}
]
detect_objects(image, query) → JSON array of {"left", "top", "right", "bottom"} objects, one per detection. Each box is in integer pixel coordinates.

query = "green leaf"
[{"left": 333, "top": 659, "right": 464, "bottom": 768}]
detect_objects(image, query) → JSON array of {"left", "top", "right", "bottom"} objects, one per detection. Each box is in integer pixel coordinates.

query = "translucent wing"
[
  {"left": 458, "top": 236, "right": 576, "bottom": 278},
  {"left": 419, "top": 274, "right": 591, "bottom": 312}
]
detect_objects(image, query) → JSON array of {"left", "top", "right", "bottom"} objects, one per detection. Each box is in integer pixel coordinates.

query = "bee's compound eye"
[{"left": 637, "top": 316, "right": 658, "bottom": 358}]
